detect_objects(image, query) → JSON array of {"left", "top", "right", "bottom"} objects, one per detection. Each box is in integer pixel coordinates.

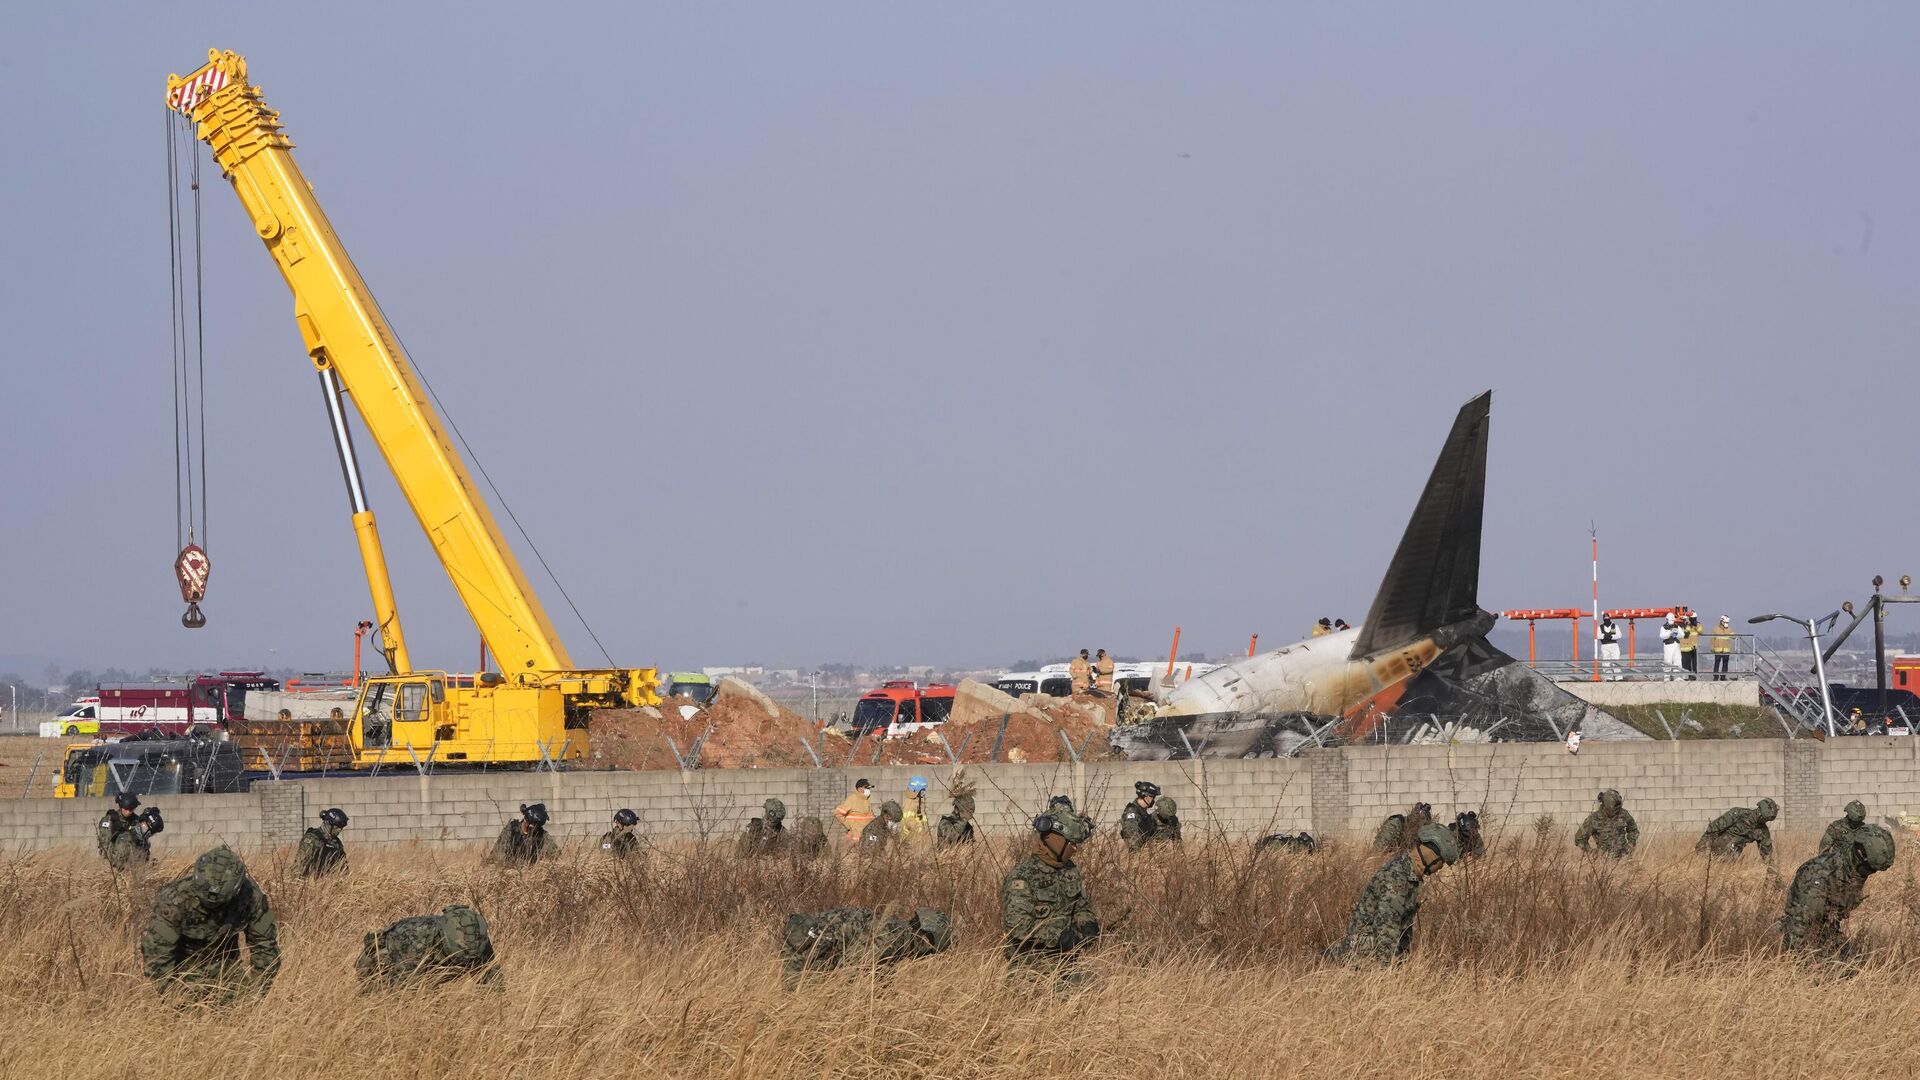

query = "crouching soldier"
[
  {"left": 488, "top": 803, "right": 558, "bottom": 867},
  {"left": 937, "top": 788, "right": 977, "bottom": 847},
  {"left": 1696, "top": 798, "right": 1777, "bottom": 864},
  {"left": 1151, "top": 796, "right": 1183, "bottom": 843},
  {"left": 1574, "top": 789, "right": 1638, "bottom": 858},
  {"left": 1783, "top": 824, "right": 1895, "bottom": 960},
  {"left": 1254, "top": 831, "right": 1317, "bottom": 854},
  {"left": 792, "top": 816, "right": 828, "bottom": 859},
  {"left": 356, "top": 904, "right": 501, "bottom": 990},
  {"left": 859, "top": 800, "right": 904, "bottom": 851},
  {"left": 98, "top": 792, "right": 162, "bottom": 871},
  {"left": 737, "top": 798, "right": 788, "bottom": 857},
  {"left": 293, "top": 807, "right": 349, "bottom": 876},
  {"left": 1820, "top": 801, "right": 1867, "bottom": 854},
  {"left": 139, "top": 845, "right": 279, "bottom": 1002},
  {"left": 600, "top": 808, "right": 641, "bottom": 858},
  {"left": 1328, "top": 823, "right": 1459, "bottom": 964},
  {"left": 778, "top": 906, "right": 951, "bottom": 989},
  {"left": 1002, "top": 812, "right": 1099, "bottom": 977}
]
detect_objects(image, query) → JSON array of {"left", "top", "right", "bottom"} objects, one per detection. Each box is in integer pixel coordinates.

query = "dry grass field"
[{"left": 1, "top": 824, "right": 1916, "bottom": 1079}]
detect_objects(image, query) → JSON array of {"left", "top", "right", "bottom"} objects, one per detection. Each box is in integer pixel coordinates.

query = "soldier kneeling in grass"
[{"left": 356, "top": 904, "right": 502, "bottom": 990}]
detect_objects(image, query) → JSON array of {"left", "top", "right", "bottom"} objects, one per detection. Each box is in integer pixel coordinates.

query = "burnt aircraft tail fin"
[{"left": 1350, "top": 391, "right": 1491, "bottom": 659}]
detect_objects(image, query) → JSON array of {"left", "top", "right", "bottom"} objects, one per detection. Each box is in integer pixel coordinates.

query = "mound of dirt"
[
  {"left": 842, "top": 680, "right": 1121, "bottom": 766},
  {"left": 590, "top": 676, "right": 847, "bottom": 770}
]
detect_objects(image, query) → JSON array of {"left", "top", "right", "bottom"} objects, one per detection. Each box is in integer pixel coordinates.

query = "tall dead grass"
[{"left": 1, "top": 824, "right": 1917, "bottom": 1078}]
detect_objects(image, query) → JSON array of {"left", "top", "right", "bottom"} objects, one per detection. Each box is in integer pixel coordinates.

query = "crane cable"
[
  {"left": 166, "top": 109, "right": 212, "bottom": 626},
  {"left": 378, "top": 312, "right": 617, "bottom": 669}
]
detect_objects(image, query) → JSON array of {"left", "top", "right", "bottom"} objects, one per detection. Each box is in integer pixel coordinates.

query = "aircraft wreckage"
[{"left": 1112, "top": 390, "right": 1647, "bottom": 760}]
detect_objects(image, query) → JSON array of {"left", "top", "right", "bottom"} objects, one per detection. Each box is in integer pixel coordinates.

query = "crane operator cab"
[
  {"left": 347, "top": 672, "right": 581, "bottom": 766},
  {"left": 354, "top": 676, "right": 447, "bottom": 751}
]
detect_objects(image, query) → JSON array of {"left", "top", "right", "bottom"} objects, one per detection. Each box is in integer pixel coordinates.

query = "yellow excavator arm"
[{"left": 167, "top": 51, "right": 656, "bottom": 755}]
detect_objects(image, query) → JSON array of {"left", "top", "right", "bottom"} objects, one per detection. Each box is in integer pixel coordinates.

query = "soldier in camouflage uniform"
[
  {"left": 1151, "top": 796, "right": 1183, "bottom": 844},
  {"left": 488, "top": 803, "right": 559, "bottom": 867},
  {"left": 292, "top": 807, "right": 349, "bottom": 876},
  {"left": 1695, "top": 798, "right": 1777, "bottom": 863},
  {"left": 1329, "top": 823, "right": 1459, "bottom": 964},
  {"left": 138, "top": 845, "right": 279, "bottom": 1002},
  {"left": 792, "top": 816, "right": 828, "bottom": 859},
  {"left": 736, "top": 798, "right": 788, "bottom": 857},
  {"left": 1002, "top": 812, "right": 1100, "bottom": 975},
  {"left": 936, "top": 789, "right": 976, "bottom": 847},
  {"left": 599, "top": 808, "right": 641, "bottom": 858},
  {"left": 1049, "top": 794, "right": 1094, "bottom": 837},
  {"left": 98, "top": 792, "right": 160, "bottom": 871},
  {"left": 1119, "top": 781, "right": 1161, "bottom": 850},
  {"left": 1372, "top": 802, "right": 1432, "bottom": 852},
  {"left": 1782, "top": 823, "right": 1895, "bottom": 959},
  {"left": 859, "top": 800, "right": 904, "bottom": 851},
  {"left": 1254, "top": 831, "right": 1317, "bottom": 854},
  {"left": 1449, "top": 810, "right": 1484, "bottom": 859},
  {"left": 356, "top": 904, "right": 502, "bottom": 990},
  {"left": 778, "top": 906, "right": 951, "bottom": 988},
  {"left": 1820, "top": 800, "right": 1867, "bottom": 854},
  {"left": 1574, "top": 789, "right": 1639, "bottom": 858}
]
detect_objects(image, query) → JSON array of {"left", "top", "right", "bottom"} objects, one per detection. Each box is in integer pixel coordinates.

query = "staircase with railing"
[{"left": 1750, "top": 647, "right": 1831, "bottom": 734}]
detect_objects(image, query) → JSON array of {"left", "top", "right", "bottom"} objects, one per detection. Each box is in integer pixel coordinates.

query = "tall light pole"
[
  {"left": 1750, "top": 612, "right": 1840, "bottom": 737},
  {"left": 4, "top": 684, "right": 14, "bottom": 733}
]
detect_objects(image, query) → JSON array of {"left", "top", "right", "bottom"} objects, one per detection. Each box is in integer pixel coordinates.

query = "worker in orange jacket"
[
  {"left": 1069, "top": 650, "right": 1092, "bottom": 695},
  {"left": 1094, "top": 649, "right": 1115, "bottom": 694},
  {"left": 834, "top": 778, "right": 876, "bottom": 841}
]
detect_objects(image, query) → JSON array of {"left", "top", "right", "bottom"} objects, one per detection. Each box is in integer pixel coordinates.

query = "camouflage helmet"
[
  {"left": 763, "top": 797, "right": 786, "bottom": 822},
  {"left": 319, "top": 807, "right": 349, "bottom": 828},
  {"left": 1034, "top": 812, "right": 1092, "bottom": 845},
  {"left": 953, "top": 792, "right": 976, "bottom": 813},
  {"left": 1048, "top": 794, "right": 1076, "bottom": 812},
  {"left": 912, "top": 907, "right": 953, "bottom": 951},
  {"left": 795, "top": 816, "right": 826, "bottom": 839},
  {"left": 1853, "top": 824, "right": 1896, "bottom": 873},
  {"left": 781, "top": 912, "right": 818, "bottom": 953},
  {"left": 613, "top": 808, "right": 639, "bottom": 827},
  {"left": 520, "top": 803, "right": 549, "bottom": 826},
  {"left": 1598, "top": 789, "right": 1623, "bottom": 811},
  {"left": 1754, "top": 798, "right": 1778, "bottom": 822},
  {"left": 1414, "top": 823, "right": 1460, "bottom": 866},
  {"left": 189, "top": 845, "right": 248, "bottom": 906},
  {"left": 437, "top": 904, "right": 493, "bottom": 964},
  {"left": 114, "top": 792, "right": 141, "bottom": 811},
  {"left": 879, "top": 799, "right": 903, "bottom": 822},
  {"left": 1135, "top": 780, "right": 1161, "bottom": 799},
  {"left": 1155, "top": 796, "right": 1179, "bottom": 817},
  {"left": 1844, "top": 800, "right": 1866, "bottom": 825}
]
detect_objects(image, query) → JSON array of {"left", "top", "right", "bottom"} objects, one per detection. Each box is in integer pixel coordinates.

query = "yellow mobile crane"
[{"left": 167, "top": 49, "right": 657, "bottom": 768}]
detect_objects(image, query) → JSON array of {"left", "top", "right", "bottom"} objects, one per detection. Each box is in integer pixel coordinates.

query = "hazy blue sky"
[{"left": 4, "top": 5, "right": 1917, "bottom": 676}]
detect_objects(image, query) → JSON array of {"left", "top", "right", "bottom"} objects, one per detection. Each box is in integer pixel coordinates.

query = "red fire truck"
[{"left": 52, "top": 673, "right": 279, "bottom": 738}]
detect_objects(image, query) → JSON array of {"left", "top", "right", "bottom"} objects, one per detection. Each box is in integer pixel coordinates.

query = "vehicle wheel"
[{"left": 64, "top": 726, "right": 78, "bottom": 736}]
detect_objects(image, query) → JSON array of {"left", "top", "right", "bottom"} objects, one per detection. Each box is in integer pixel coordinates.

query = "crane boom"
[
  {"left": 168, "top": 50, "right": 572, "bottom": 674},
  {"left": 167, "top": 50, "right": 654, "bottom": 767}
]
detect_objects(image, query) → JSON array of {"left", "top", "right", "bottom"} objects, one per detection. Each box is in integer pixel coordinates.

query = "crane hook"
[{"left": 174, "top": 543, "right": 210, "bottom": 629}]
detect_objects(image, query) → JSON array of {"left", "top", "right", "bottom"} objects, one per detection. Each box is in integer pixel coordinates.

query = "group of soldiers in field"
[{"left": 106, "top": 773, "right": 1900, "bottom": 999}]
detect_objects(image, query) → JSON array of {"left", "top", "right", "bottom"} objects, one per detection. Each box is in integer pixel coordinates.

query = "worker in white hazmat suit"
[{"left": 1660, "top": 615, "right": 1683, "bottom": 680}]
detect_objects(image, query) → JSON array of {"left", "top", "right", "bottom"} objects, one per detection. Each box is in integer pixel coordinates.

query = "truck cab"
[
  {"left": 664, "top": 672, "right": 718, "bottom": 706},
  {"left": 846, "top": 681, "right": 957, "bottom": 738},
  {"left": 348, "top": 672, "right": 580, "bottom": 766}
]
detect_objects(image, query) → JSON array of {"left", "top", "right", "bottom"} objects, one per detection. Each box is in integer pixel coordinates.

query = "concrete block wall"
[{"left": 1, "top": 738, "right": 1917, "bottom": 853}]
